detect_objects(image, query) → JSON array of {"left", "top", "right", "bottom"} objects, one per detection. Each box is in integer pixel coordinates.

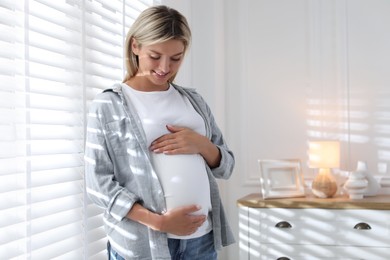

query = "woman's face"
[{"left": 132, "top": 39, "right": 185, "bottom": 91}]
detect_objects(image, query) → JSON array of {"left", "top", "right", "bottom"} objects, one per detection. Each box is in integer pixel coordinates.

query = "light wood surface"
[{"left": 237, "top": 193, "right": 390, "bottom": 210}]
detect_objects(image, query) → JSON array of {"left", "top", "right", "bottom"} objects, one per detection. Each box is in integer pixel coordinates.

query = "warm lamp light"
[{"left": 308, "top": 141, "right": 340, "bottom": 198}]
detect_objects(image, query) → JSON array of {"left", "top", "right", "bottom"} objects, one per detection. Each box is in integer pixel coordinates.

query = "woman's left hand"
[{"left": 150, "top": 125, "right": 205, "bottom": 155}]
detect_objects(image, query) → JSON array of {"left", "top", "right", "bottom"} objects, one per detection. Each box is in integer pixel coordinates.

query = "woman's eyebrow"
[{"left": 149, "top": 50, "right": 184, "bottom": 56}]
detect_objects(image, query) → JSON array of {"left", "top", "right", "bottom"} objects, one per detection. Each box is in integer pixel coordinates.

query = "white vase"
[
  {"left": 344, "top": 166, "right": 368, "bottom": 200},
  {"left": 356, "top": 161, "right": 368, "bottom": 172},
  {"left": 355, "top": 161, "right": 380, "bottom": 197}
]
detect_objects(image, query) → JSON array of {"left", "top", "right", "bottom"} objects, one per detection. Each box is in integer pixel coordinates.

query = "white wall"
[
  {"left": 225, "top": 1, "right": 390, "bottom": 259},
  {"left": 164, "top": 0, "right": 390, "bottom": 259}
]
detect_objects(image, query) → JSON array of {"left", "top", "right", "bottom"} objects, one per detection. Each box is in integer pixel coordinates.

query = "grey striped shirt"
[{"left": 84, "top": 83, "right": 235, "bottom": 259}]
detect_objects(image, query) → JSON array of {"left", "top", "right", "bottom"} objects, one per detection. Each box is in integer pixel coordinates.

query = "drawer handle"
[
  {"left": 275, "top": 221, "right": 292, "bottom": 229},
  {"left": 354, "top": 222, "right": 372, "bottom": 230},
  {"left": 277, "top": 257, "right": 290, "bottom": 260}
]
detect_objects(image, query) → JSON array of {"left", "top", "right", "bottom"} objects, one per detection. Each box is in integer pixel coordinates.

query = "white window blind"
[{"left": 0, "top": 0, "right": 154, "bottom": 259}]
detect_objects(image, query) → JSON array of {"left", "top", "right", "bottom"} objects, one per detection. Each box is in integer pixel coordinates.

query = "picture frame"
[{"left": 258, "top": 159, "right": 305, "bottom": 199}]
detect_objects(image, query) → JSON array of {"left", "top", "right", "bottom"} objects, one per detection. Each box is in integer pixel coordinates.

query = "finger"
[
  {"left": 190, "top": 215, "right": 207, "bottom": 224},
  {"left": 166, "top": 124, "right": 183, "bottom": 133},
  {"left": 192, "top": 219, "right": 206, "bottom": 227},
  {"left": 151, "top": 134, "right": 171, "bottom": 145},
  {"left": 179, "top": 204, "right": 202, "bottom": 214},
  {"left": 189, "top": 227, "right": 198, "bottom": 235},
  {"left": 166, "top": 125, "right": 188, "bottom": 133},
  {"left": 151, "top": 138, "right": 176, "bottom": 151},
  {"left": 156, "top": 143, "right": 180, "bottom": 154}
]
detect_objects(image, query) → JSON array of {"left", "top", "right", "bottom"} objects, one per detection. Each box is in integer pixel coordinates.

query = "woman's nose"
[{"left": 158, "top": 57, "right": 170, "bottom": 72}]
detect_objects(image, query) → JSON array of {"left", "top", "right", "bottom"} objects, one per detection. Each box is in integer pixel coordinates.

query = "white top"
[{"left": 122, "top": 83, "right": 212, "bottom": 239}]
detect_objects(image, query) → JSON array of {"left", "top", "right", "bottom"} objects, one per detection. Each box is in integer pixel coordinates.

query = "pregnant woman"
[{"left": 84, "top": 5, "right": 235, "bottom": 260}]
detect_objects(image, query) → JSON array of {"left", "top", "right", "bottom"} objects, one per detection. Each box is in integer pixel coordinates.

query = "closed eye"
[{"left": 150, "top": 55, "right": 160, "bottom": 60}]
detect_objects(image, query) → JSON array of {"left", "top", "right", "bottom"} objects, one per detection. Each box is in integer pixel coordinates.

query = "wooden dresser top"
[{"left": 237, "top": 193, "right": 390, "bottom": 210}]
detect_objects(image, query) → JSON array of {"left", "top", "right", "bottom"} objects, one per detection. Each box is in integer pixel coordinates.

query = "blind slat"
[
  {"left": 31, "top": 181, "right": 83, "bottom": 204},
  {"left": 30, "top": 140, "right": 83, "bottom": 155},
  {"left": 31, "top": 225, "right": 82, "bottom": 251},
  {"left": 35, "top": 0, "right": 81, "bottom": 16},
  {"left": 32, "top": 168, "right": 82, "bottom": 187},
  {"left": 30, "top": 154, "right": 83, "bottom": 171},
  {"left": 31, "top": 235, "right": 83, "bottom": 259},
  {"left": 30, "top": 1, "right": 81, "bottom": 31},
  {"left": 87, "top": 239, "right": 107, "bottom": 259},
  {"left": 0, "top": 240, "right": 26, "bottom": 260},
  {"left": 0, "top": 190, "right": 25, "bottom": 211},
  {"left": 86, "top": 49, "right": 123, "bottom": 69},
  {"left": 0, "top": 0, "right": 24, "bottom": 11},
  {"left": 0, "top": 57, "right": 25, "bottom": 75},
  {"left": 86, "top": 0, "right": 122, "bottom": 25},
  {"left": 29, "top": 16, "right": 80, "bottom": 44},
  {"left": 31, "top": 209, "right": 82, "bottom": 235},
  {"left": 32, "top": 196, "right": 84, "bottom": 219},
  {"left": 29, "top": 46, "right": 82, "bottom": 72},
  {"left": 85, "top": 76, "right": 114, "bottom": 92},
  {"left": 0, "top": 158, "right": 26, "bottom": 175},
  {"left": 85, "top": 29, "right": 122, "bottom": 50},
  {"left": 0, "top": 224, "right": 26, "bottom": 248},
  {"left": 86, "top": 62, "right": 123, "bottom": 79},
  {"left": 0, "top": 141, "right": 26, "bottom": 158},
  {"left": 0, "top": 40, "right": 24, "bottom": 59},
  {"left": 0, "top": 124, "right": 25, "bottom": 142},
  {"left": 29, "top": 93, "right": 83, "bottom": 112},
  {"left": 0, "top": 173, "right": 25, "bottom": 193},
  {"left": 0, "top": 6, "right": 24, "bottom": 28},
  {"left": 29, "top": 62, "right": 82, "bottom": 84},
  {"left": 31, "top": 125, "right": 83, "bottom": 140},
  {"left": 30, "top": 109, "right": 83, "bottom": 125},
  {"left": 29, "top": 79, "right": 81, "bottom": 97},
  {"left": 0, "top": 75, "right": 25, "bottom": 91},
  {"left": 29, "top": 31, "right": 82, "bottom": 58},
  {"left": 0, "top": 207, "right": 26, "bottom": 228}
]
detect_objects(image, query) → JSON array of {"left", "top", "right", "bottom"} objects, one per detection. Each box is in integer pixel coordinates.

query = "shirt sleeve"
[
  {"left": 84, "top": 97, "right": 140, "bottom": 221},
  {"left": 208, "top": 107, "right": 235, "bottom": 180},
  {"left": 188, "top": 89, "right": 235, "bottom": 179}
]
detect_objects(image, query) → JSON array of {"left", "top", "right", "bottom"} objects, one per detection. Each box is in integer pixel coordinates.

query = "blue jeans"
[
  {"left": 168, "top": 231, "right": 217, "bottom": 260},
  {"left": 107, "top": 231, "right": 217, "bottom": 260},
  {"left": 107, "top": 241, "right": 125, "bottom": 260}
]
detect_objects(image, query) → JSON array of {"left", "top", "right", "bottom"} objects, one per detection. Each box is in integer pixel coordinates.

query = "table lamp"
[{"left": 308, "top": 141, "right": 340, "bottom": 198}]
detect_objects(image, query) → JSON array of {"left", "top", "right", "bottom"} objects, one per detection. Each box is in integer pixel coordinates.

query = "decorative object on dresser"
[
  {"left": 380, "top": 176, "right": 390, "bottom": 188},
  {"left": 358, "top": 161, "right": 380, "bottom": 196},
  {"left": 343, "top": 165, "right": 368, "bottom": 199},
  {"left": 344, "top": 161, "right": 381, "bottom": 199},
  {"left": 258, "top": 159, "right": 305, "bottom": 199},
  {"left": 308, "top": 141, "right": 340, "bottom": 198},
  {"left": 237, "top": 193, "right": 390, "bottom": 260}
]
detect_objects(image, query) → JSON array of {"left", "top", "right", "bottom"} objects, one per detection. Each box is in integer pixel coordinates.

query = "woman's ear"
[{"left": 131, "top": 38, "right": 140, "bottom": 55}]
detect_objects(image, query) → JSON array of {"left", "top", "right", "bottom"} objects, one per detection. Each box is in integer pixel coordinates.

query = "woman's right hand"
[
  {"left": 157, "top": 205, "right": 207, "bottom": 236},
  {"left": 127, "top": 203, "right": 206, "bottom": 236}
]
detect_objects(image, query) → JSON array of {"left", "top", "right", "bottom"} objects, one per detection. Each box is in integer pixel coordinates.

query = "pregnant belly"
[{"left": 151, "top": 153, "right": 212, "bottom": 215}]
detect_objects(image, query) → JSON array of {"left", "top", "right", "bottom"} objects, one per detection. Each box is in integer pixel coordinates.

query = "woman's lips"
[{"left": 153, "top": 70, "right": 169, "bottom": 79}]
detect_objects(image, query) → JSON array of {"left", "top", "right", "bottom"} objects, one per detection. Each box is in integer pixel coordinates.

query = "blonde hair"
[{"left": 123, "top": 5, "right": 191, "bottom": 83}]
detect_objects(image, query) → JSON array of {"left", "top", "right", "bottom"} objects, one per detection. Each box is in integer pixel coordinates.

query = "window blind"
[{"left": 0, "top": 0, "right": 154, "bottom": 259}]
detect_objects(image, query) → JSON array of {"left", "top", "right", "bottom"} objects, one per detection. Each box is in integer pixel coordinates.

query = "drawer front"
[
  {"left": 256, "top": 219, "right": 390, "bottom": 247},
  {"left": 255, "top": 244, "right": 390, "bottom": 260},
  {"left": 251, "top": 207, "right": 390, "bottom": 222},
  {"left": 248, "top": 208, "right": 390, "bottom": 247}
]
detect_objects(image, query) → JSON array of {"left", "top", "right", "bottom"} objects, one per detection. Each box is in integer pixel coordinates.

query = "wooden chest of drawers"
[{"left": 237, "top": 194, "right": 390, "bottom": 260}]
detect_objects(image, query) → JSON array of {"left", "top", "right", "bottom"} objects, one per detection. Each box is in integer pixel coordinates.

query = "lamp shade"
[{"left": 308, "top": 141, "right": 340, "bottom": 168}]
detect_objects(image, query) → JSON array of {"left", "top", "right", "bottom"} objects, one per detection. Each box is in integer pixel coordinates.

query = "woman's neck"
[{"left": 125, "top": 77, "right": 169, "bottom": 92}]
